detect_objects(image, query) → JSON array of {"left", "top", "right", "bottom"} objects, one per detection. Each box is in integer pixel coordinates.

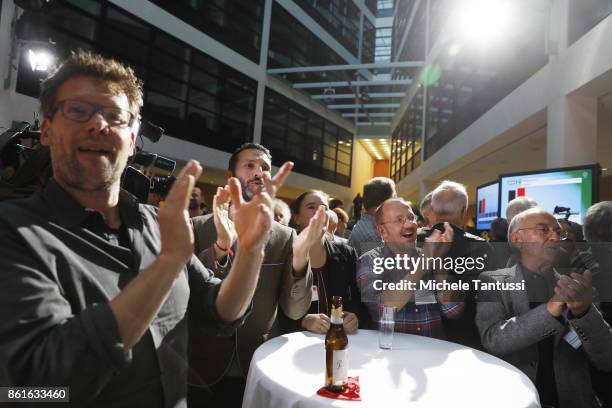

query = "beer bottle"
[{"left": 325, "top": 296, "right": 348, "bottom": 392}]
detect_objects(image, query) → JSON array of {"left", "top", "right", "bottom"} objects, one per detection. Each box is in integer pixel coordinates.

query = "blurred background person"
[
  {"left": 189, "top": 185, "right": 209, "bottom": 218},
  {"left": 583, "top": 201, "right": 612, "bottom": 407},
  {"left": 419, "top": 192, "right": 434, "bottom": 228},
  {"left": 506, "top": 196, "right": 538, "bottom": 223},
  {"left": 329, "top": 198, "right": 344, "bottom": 210},
  {"left": 326, "top": 209, "right": 348, "bottom": 245},
  {"left": 272, "top": 198, "right": 291, "bottom": 226},
  {"left": 489, "top": 218, "right": 512, "bottom": 268},
  {"left": 332, "top": 207, "right": 350, "bottom": 239},
  {"left": 349, "top": 177, "right": 397, "bottom": 256}
]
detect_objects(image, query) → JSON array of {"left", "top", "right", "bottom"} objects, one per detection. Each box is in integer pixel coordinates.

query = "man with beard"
[
  {"left": 0, "top": 52, "right": 283, "bottom": 407},
  {"left": 190, "top": 143, "right": 321, "bottom": 406},
  {"left": 356, "top": 198, "right": 464, "bottom": 338},
  {"left": 476, "top": 207, "right": 612, "bottom": 408},
  {"left": 188, "top": 186, "right": 209, "bottom": 218}
]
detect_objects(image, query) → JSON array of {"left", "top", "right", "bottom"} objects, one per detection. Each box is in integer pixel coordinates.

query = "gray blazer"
[{"left": 476, "top": 265, "right": 612, "bottom": 408}]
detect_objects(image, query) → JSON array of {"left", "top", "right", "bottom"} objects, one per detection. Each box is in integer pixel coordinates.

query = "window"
[
  {"left": 15, "top": 0, "right": 256, "bottom": 154},
  {"left": 262, "top": 89, "right": 353, "bottom": 186},
  {"left": 149, "top": 0, "right": 264, "bottom": 62}
]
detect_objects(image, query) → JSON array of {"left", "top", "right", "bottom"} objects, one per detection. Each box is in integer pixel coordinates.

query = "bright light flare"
[
  {"left": 456, "top": 0, "right": 512, "bottom": 45},
  {"left": 28, "top": 49, "right": 54, "bottom": 72}
]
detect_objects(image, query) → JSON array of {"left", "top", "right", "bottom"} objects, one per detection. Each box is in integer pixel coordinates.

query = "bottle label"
[{"left": 332, "top": 349, "right": 348, "bottom": 386}]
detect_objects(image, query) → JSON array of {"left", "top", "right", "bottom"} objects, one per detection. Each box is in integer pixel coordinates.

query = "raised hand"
[
  {"left": 424, "top": 222, "right": 454, "bottom": 258},
  {"left": 229, "top": 178, "right": 273, "bottom": 252},
  {"left": 262, "top": 161, "right": 293, "bottom": 199},
  {"left": 547, "top": 290, "right": 567, "bottom": 317},
  {"left": 293, "top": 206, "right": 328, "bottom": 258},
  {"left": 158, "top": 160, "right": 203, "bottom": 266},
  {"left": 212, "top": 185, "right": 236, "bottom": 249}
]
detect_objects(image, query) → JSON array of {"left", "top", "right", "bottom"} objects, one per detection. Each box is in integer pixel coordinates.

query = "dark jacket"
[
  {"left": 417, "top": 223, "right": 494, "bottom": 350},
  {"left": 280, "top": 239, "right": 371, "bottom": 332}
]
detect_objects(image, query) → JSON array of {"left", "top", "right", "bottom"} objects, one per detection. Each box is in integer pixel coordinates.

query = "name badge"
[
  {"left": 564, "top": 327, "right": 582, "bottom": 349},
  {"left": 415, "top": 289, "right": 437, "bottom": 305},
  {"left": 312, "top": 285, "right": 319, "bottom": 302}
]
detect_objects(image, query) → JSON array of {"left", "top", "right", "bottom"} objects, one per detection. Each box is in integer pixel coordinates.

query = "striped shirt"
[
  {"left": 348, "top": 213, "right": 383, "bottom": 257},
  {"left": 356, "top": 245, "right": 464, "bottom": 339}
]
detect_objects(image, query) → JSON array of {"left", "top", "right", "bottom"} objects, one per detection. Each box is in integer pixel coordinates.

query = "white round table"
[{"left": 242, "top": 330, "right": 540, "bottom": 408}]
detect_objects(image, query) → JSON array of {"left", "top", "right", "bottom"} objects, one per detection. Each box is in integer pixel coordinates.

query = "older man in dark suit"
[
  {"left": 476, "top": 207, "right": 612, "bottom": 408},
  {"left": 189, "top": 143, "right": 322, "bottom": 407}
]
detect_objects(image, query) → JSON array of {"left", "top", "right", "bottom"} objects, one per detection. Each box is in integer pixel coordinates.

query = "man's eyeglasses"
[
  {"left": 380, "top": 214, "right": 416, "bottom": 226},
  {"left": 53, "top": 99, "right": 135, "bottom": 128},
  {"left": 517, "top": 225, "right": 569, "bottom": 240}
]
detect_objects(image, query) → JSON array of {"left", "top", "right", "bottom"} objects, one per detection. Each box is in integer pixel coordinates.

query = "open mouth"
[
  {"left": 401, "top": 231, "right": 415, "bottom": 239},
  {"left": 78, "top": 146, "right": 111, "bottom": 155}
]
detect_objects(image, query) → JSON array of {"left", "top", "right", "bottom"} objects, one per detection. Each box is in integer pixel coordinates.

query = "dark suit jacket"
[
  {"left": 279, "top": 238, "right": 371, "bottom": 333},
  {"left": 189, "top": 214, "right": 312, "bottom": 382},
  {"left": 417, "top": 224, "right": 494, "bottom": 350},
  {"left": 476, "top": 265, "right": 612, "bottom": 408}
]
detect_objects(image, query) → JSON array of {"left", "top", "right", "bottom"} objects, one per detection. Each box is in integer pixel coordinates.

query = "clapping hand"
[
  {"left": 293, "top": 206, "right": 328, "bottom": 257},
  {"left": 212, "top": 185, "right": 236, "bottom": 250},
  {"left": 556, "top": 271, "right": 594, "bottom": 318},
  {"left": 159, "top": 160, "right": 203, "bottom": 266},
  {"left": 423, "top": 222, "right": 454, "bottom": 259},
  {"left": 231, "top": 162, "right": 294, "bottom": 251}
]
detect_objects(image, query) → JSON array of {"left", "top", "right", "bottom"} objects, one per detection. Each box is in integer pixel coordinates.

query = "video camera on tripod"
[{"left": 553, "top": 205, "right": 578, "bottom": 221}]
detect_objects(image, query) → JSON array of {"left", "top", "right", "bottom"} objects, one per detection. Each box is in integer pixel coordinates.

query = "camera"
[
  {"left": 0, "top": 117, "right": 175, "bottom": 204},
  {"left": 150, "top": 175, "right": 177, "bottom": 198}
]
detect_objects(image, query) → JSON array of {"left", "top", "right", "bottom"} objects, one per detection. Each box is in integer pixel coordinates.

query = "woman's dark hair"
[{"left": 289, "top": 190, "right": 329, "bottom": 230}]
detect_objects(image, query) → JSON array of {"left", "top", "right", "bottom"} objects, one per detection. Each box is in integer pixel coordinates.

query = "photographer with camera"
[{"left": 0, "top": 51, "right": 290, "bottom": 407}]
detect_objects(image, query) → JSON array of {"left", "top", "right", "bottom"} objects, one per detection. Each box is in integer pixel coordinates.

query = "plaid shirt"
[
  {"left": 348, "top": 214, "right": 383, "bottom": 257},
  {"left": 356, "top": 245, "right": 464, "bottom": 339}
]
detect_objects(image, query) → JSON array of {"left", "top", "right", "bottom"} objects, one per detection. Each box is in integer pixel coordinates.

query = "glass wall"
[
  {"left": 262, "top": 88, "right": 353, "bottom": 186},
  {"left": 393, "top": 0, "right": 426, "bottom": 63},
  {"left": 390, "top": 88, "right": 422, "bottom": 182},
  {"left": 362, "top": 17, "right": 376, "bottom": 63},
  {"left": 149, "top": 0, "right": 265, "bottom": 63},
  {"left": 423, "top": 7, "right": 547, "bottom": 159},
  {"left": 569, "top": 0, "right": 612, "bottom": 45},
  {"left": 294, "top": 0, "right": 361, "bottom": 57},
  {"left": 365, "top": 0, "right": 378, "bottom": 15},
  {"left": 268, "top": 2, "right": 348, "bottom": 85},
  {"left": 15, "top": 0, "right": 257, "bottom": 154},
  {"left": 375, "top": 26, "right": 392, "bottom": 62}
]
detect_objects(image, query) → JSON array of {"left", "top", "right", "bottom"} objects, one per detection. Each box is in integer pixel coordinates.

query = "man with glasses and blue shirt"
[
  {"left": 0, "top": 51, "right": 292, "bottom": 407},
  {"left": 476, "top": 207, "right": 612, "bottom": 408}
]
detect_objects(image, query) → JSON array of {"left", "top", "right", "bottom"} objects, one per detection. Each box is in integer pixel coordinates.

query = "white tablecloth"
[{"left": 243, "top": 330, "right": 540, "bottom": 408}]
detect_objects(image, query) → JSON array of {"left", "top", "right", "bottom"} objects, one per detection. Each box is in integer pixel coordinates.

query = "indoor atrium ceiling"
[
  {"left": 358, "top": 138, "right": 391, "bottom": 160},
  {"left": 268, "top": 62, "right": 420, "bottom": 133}
]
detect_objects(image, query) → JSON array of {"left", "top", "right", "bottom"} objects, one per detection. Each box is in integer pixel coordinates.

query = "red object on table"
[{"left": 316, "top": 376, "right": 361, "bottom": 401}]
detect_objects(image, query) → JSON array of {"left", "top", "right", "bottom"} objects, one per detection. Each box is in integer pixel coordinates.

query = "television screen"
[
  {"left": 499, "top": 165, "right": 599, "bottom": 224},
  {"left": 476, "top": 181, "right": 499, "bottom": 231}
]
